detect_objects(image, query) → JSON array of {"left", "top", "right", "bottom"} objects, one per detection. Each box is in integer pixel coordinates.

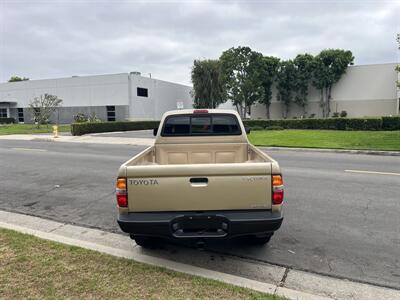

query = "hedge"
[
  {"left": 0, "top": 118, "right": 16, "bottom": 124},
  {"left": 244, "top": 116, "right": 400, "bottom": 131},
  {"left": 70, "top": 116, "right": 400, "bottom": 136},
  {"left": 71, "top": 120, "right": 160, "bottom": 136},
  {"left": 382, "top": 116, "right": 400, "bottom": 130}
]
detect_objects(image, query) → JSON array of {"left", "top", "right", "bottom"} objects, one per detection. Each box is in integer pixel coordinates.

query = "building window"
[
  {"left": 17, "top": 108, "right": 24, "bottom": 123},
  {"left": 137, "top": 87, "right": 148, "bottom": 97},
  {"left": 106, "top": 106, "right": 116, "bottom": 121},
  {"left": 0, "top": 108, "right": 7, "bottom": 118}
]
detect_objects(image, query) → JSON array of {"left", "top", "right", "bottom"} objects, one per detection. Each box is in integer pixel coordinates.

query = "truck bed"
[
  {"left": 123, "top": 143, "right": 272, "bottom": 167},
  {"left": 118, "top": 143, "right": 277, "bottom": 212}
]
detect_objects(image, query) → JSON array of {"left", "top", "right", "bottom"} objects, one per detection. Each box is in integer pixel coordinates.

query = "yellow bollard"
[{"left": 52, "top": 125, "right": 59, "bottom": 138}]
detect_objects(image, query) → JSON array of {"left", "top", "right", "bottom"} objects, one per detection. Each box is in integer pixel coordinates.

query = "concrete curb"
[
  {"left": 0, "top": 134, "right": 154, "bottom": 146},
  {"left": 0, "top": 210, "right": 328, "bottom": 300},
  {"left": 1, "top": 210, "right": 399, "bottom": 300},
  {"left": 1, "top": 134, "right": 399, "bottom": 156},
  {"left": 260, "top": 146, "right": 400, "bottom": 156}
]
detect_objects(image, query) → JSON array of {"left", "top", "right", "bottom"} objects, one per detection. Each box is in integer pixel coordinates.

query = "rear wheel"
[
  {"left": 131, "top": 235, "right": 161, "bottom": 248},
  {"left": 249, "top": 233, "right": 273, "bottom": 245}
]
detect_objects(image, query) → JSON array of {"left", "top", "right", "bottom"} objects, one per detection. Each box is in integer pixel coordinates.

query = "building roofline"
[
  {"left": 349, "top": 62, "right": 398, "bottom": 68},
  {"left": 1, "top": 72, "right": 192, "bottom": 88}
]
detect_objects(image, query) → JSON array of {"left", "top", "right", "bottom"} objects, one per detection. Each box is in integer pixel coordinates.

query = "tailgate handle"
[{"left": 190, "top": 177, "right": 208, "bottom": 186}]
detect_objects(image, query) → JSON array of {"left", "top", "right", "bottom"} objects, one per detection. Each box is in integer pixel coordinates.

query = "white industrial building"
[
  {"left": 0, "top": 63, "right": 399, "bottom": 123},
  {"left": 0, "top": 72, "right": 193, "bottom": 123},
  {"left": 221, "top": 63, "right": 400, "bottom": 119}
]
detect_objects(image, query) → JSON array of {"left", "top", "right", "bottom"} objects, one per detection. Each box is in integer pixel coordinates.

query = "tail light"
[
  {"left": 272, "top": 175, "right": 284, "bottom": 205},
  {"left": 116, "top": 178, "right": 128, "bottom": 207},
  {"left": 193, "top": 109, "right": 208, "bottom": 113}
]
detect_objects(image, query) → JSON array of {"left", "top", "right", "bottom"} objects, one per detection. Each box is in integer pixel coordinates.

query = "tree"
[
  {"left": 220, "top": 46, "right": 264, "bottom": 118},
  {"left": 258, "top": 56, "right": 280, "bottom": 119},
  {"left": 8, "top": 76, "right": 29, "bottom": 82},
  {"left": 191, "top": 59, "right": 225, "bottom": 108},
  {"left": 293, "top": 53, "right": 314, "bottom": 116},
  {"left": 28, "top": 94, "right": 62, "bottom": 127},
  {"left": 396, "top": 33, "right": 400, "bottom": 89},
  {"left": 312, "top": 49, "right": 354, "bottom": 117},
  {"left": 276, "top": 60, "right": 297, "bottom": 118}
]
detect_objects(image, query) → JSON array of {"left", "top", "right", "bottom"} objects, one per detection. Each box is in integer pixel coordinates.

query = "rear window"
[{"left": 161, "top": 114, "right": 241, "bottom": 136}]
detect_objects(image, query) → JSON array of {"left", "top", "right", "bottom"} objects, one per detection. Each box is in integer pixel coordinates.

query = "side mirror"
[
  {"left": 153, "top": 128, "right": 158, "bottom": 136},
  {"left": 245, "top": 127, "right": 251, "bottom": 134}
]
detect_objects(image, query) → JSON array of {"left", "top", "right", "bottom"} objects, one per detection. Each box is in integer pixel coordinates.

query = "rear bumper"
[{"left": 117, "top": 210, "right": 283, "bottom": 239}]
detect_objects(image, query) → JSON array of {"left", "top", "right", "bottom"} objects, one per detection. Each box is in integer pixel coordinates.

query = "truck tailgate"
[{"left": 126, "top": 163, "right": 272, "bottom": 212}]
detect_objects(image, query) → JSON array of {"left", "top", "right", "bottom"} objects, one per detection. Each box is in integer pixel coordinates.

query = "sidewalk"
[{"left": 0, "top": 210, "right": 398, "bottom": 300}]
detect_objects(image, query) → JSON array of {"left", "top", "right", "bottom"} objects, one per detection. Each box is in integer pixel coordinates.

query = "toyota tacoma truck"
[{"left": 116, "top": 109, "right": 284, "bottom": 247}]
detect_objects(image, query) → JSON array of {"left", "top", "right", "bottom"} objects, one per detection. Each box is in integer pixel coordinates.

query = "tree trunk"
[
  {"left": 266, "top": 104, "right": 270, "bottom": 119},
  {"left": 320, "top": 89, "right": 325, "bottom": 118},
  {"left": 327, "top": 85, "right": 332, "bottom": 117},
  {"left": 235, "top": 103, "right": 241, "bottom": 117},
  {"left": 285, "top": 103, "right": 290, "bottom": 119}
]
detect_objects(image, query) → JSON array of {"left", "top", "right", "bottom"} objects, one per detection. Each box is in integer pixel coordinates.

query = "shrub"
[
  {"left": 264, "top": 126, "right": 284, "bottom": 130},
  {"left": 73, "top": 113, "right": 88, "bottom": 123},
  {"left": 250, "top": 125, "right": 264, "bottom": 131},
  {"left": 0, "top": 118, "right": 16, "bottom": 124},
  {"left": 71, "top": 120, "right": 160, "bottom": 136},
  {"left": 340, "top": 110, "right": 348, "bottom": 117},
  {"left": 332, "top": 112, "right": 340, "bottom": 118},
  {"left": 382, "top": 116, "right": 400, "bottom": 130},
  {"left": 243, "top": 117, "right": 383, "bottom": 131},
  {"left": 308, "top": 113, "right": 316, "bottom": 118}
]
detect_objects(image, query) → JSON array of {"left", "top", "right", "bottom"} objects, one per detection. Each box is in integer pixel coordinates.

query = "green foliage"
[
  {"left": 258, "top": 56, "right": 280, "bottom": 119},
  {"left": 191, "top": 59, "right": 225, "bottom": 108},
  {"left": 73, "top": 113, "right": 88, "bottom": 123},
  {"left": 264, "top": 125, "right": 284, "bottom": 130},
  {"left": 312, "top": 49, "right": 354, "bottom": 117},
  {"left": 293, "top": 54, "right": 314, "bottom": 114},
  {"left": 0, "top": 118, "right": 16, "bottom": 124},
  {"left": 243, "top": 117, "right": 385, "bottom": 131},
  {"left": 71, "top": 116, "right": 400, "bottom": 136},
  {"left": 276, "top": 60, "right": 297, "bottom": 118},
  {"left": 28, "top": 94, "right": 63, "bottom": 127},
  {"left": 382, "top": 116, "right": 400, "bottom": 130},
  {"left": 332, "top": 112, "right": 340, "bottom": 118},
  {"left": 8, "top": 76, "right": 29, "bottom": 82},
  {"left": 220, "top": 46, "right": 264, "bottom": 117},
  {"left": 71, "top": 121, "right": 160, "bottom": 136},
  {"left": 339, "top": 110, "right": 348, "bottom": 117}
]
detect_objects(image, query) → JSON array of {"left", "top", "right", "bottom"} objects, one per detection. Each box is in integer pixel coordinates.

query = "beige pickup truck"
[{"left": 116, "top": 109, "right": 284, "bottom": 247}]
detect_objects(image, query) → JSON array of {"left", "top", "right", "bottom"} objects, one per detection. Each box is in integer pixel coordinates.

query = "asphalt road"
[{"left": 0, "top": 139, "right": 399, "bottom": 289}]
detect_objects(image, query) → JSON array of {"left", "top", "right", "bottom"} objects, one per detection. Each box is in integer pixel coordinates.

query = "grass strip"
[
  {"left": 249, "top": 130, "right": 400, "bottom": 151},
  {"left": 0, "top": 124, "right": 70, "bottom": 135},
  {"left": 0, "top": 228, "right": 283, "bottom": 300}
]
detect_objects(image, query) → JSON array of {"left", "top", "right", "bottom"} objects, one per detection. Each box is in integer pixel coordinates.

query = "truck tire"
[
  {"left": 132, "top": 235, "right": 160, "bottom": 248},
  {"left": 249, "top": 233, "right": 273, "bottom": 245}
]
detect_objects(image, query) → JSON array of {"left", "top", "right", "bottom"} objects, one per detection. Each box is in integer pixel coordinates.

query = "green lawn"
[
  {"left": 0, "top": 228, "right": 282, "bottom": 300},
  {"left": 0, "top": 123, "right": 70, "bottom": 135},
  {"left": 248, "top": 130, "right": 400, "bottom": 151}
]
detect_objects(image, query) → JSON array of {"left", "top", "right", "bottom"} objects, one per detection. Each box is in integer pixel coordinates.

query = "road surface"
[{"left": 0, "top": 138, "right": 399, "bottom": 289}]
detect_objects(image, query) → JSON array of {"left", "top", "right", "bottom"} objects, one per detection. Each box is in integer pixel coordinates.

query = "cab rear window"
[{"left": 162, "top": 114, "right": 241, "bottom": 136}]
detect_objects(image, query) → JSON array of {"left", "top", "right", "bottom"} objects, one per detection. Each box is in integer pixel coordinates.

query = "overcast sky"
[{"left": 0, "top": 0, "right": 399, "bottom": 85}]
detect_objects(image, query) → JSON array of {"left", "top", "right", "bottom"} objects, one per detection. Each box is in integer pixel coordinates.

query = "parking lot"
[{"left": 0, "top": 138, "right": 399, "bottom": 290}]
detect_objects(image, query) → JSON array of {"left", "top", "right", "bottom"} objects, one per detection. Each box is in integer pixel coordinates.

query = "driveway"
[{"left": 0, "top": 138, "right": 399, "bottom": 289}]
